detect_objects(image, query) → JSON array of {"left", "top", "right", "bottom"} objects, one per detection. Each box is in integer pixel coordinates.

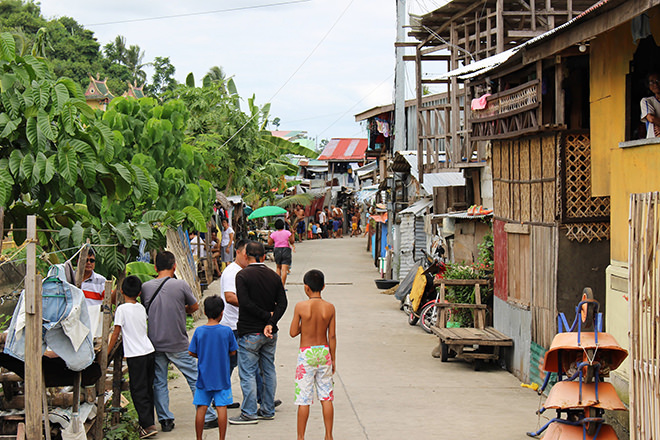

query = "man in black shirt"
[{"left": 229, "top": 241, "right": 288, "bottom": 424}]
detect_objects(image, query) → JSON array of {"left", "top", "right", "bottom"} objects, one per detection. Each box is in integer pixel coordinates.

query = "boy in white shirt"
[{"left": 108, "top": 276, "right": 157, "bottom": 439}]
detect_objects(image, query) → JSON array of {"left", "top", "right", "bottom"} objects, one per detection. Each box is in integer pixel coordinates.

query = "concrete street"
[{"left": 156, "top": 236, "right": 546, "bottom": 439}]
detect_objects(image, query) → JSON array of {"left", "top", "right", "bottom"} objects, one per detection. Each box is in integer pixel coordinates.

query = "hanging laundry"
[
  {"left": 4, "top": 264, "right": 95, "bottom": 371},
  {"left": 471, "top": 93, "right": 492, "bottom": 110},
  {"left": 375, "top": 118, "right": 390, "bottom": 137}
]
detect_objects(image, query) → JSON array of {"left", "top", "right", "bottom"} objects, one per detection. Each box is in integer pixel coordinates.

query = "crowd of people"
[
  {"left": 107, "top": 242, "right": 337, "bottom": 440},
  {"left": 286, "top": 203, "right": 363, "bottom": 241}
]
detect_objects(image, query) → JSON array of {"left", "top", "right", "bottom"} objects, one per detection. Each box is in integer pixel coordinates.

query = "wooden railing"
[{"left": 470, "top": 80, "right": 541, "bottom": 141}]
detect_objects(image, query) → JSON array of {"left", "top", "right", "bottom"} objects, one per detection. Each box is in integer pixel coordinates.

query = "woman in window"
[{"left": 640, "top": 72, "right": 660, "bottom": 138}]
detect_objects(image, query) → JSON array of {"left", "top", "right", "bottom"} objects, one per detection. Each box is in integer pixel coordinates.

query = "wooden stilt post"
[
  {"left": 111, "top": 272, "right": 125, "bottom": 426},
  {"left": 0, "top": 207, "right": 4, "bottom": 254},
  {"left": 68, "top": 241, "right": 90, "bottom": 435},
  {"left": 24, "top": 215, "right": 43, "bottom": 440},
  {"left": 92, "top": 280, "right": 114, "bottom": 439}
]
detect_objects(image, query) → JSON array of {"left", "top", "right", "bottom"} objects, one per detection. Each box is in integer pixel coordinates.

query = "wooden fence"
[{"left": 629, "top": 192, "right": 660, "bottom": 440}]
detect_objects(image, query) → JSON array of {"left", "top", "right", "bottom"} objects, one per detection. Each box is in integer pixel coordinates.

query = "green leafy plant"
[
  {"left": 103, "top": 391, "right": 139, "bottom": 440},
  {"left": 443, "top": 263, "right": 481, "bottom": 327},
  {"left": 476, "top": 230, "right": 494, "bottom": 277},
  {"left": 125, "top": 261, "right": 157, "bottom": 283},
  {"left": 0, "top": 314, "right": 11, "bottom": 331}
]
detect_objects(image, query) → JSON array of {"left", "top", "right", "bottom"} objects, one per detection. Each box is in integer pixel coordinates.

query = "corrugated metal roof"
[
  {"left": 271, "top": 130, "right": 307, "bottom": 140},
  {"left": 440, "top": 0, "right": 614, "bottom": 81},
  {"left": 399, "top": 199, "right": 433, "bottom": 216},
  {"left": 356, "top": 161, "right": 378, "bottom": 178},
  {"left": 396, "top": 151, "right": 465, "bottom": 194},
  {"left": 432, "top": 211, "right": 492, "bottom": 219},
  {"left": 318, "top": 138, "right": 368, "bottom": 161},
  {"left": 422, "top": 173, "right": 465, "bottom": 195}
]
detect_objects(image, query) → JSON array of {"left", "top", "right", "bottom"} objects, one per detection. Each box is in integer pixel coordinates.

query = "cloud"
[{"left": 40, "top": 0, "right": 398, "bottom": 139}]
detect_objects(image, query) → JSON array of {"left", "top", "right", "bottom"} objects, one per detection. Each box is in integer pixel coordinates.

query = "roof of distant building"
[
  {"left": 124, "top": 82, "right": 145, "bottom": 99},
  {"left": 271, "top": 130, "right": 308, "bottom": 141},
  {"left": 84, "top": 75, "right": 114, "bottom": 100},
  {"left": 317, "top": 138, "right": 367, "bottom": 162}
]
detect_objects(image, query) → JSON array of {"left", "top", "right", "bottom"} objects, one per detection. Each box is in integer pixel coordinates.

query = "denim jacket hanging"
[{"left": 4, "top": 264, "right": 95, "bottom": 371}]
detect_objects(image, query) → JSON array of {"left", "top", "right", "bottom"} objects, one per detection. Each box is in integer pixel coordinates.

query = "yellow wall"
[
  {"left": 590, "top": 7, "right": 660, "bottom": 398},
  {"left": 610, "top": 144, "right": 660, "bottom": 261},
  {"left": 590, "top": 8, "right": 660, "bottom": 197},
  {"left": 589, "top": 25, "right": 634, "bottom": 197}
]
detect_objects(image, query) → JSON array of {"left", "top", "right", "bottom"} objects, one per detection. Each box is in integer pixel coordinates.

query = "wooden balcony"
[{"left": 470, "top": 80, "right": 540, "bottom": 141}]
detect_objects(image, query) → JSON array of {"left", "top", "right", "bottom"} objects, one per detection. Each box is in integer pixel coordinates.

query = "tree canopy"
[
  {"left": 0, "top": 2, "right": 319, "bottom": 274},
  {"left": 0, "top": 31, "right": 211, "bottom": 275}
]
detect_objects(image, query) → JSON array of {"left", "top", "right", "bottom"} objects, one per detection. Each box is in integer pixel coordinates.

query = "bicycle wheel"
[{"left": 420, "top": 302, "right": 439, "bottom": 333}]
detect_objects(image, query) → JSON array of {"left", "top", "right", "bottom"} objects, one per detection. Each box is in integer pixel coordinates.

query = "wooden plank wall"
[
  {"left": 493, "top": 134, "right": 559, "bottom": 345},
  {"left": 629, "top": 192, "right": 660, "bottom": 440},
  {"left": 506, "top": 231, "right": 531, "bottom": 306},
  {"left": 531, "top": 225, "right": 558, "bottom": 348},
  {"left": 492, "top": 133, "right": 558, "bottom": 225}
]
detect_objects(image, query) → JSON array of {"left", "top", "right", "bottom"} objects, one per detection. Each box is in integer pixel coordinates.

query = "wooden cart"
[{"left": 430, "top": 279, "right": 512, "bottom": 370}]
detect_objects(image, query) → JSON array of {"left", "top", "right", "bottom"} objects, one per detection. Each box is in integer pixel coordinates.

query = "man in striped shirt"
[{"left": 81, "top": 249, "right": 108, "bottom": 337}]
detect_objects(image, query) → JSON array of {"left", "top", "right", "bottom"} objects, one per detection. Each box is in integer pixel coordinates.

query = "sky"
[{"left": 38, "top": 0, "right": 446, "bottom": 146}]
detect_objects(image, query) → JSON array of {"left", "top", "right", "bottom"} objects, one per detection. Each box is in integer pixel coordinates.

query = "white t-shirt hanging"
[{"left": 113, "top": 302, "right": 155, "bottom": 358}]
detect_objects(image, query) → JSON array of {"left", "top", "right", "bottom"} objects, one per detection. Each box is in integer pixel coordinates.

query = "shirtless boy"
[
  {"left": 350, "top": 213, "right": 359, "bottom": 237},
  {"left": 289, "top": 269, "right": 336, "bottom": 440}
]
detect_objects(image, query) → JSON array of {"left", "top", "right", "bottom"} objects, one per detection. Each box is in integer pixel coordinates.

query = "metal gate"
[{"left": 629, "top": 192, "right": 660, "bottom": 440}]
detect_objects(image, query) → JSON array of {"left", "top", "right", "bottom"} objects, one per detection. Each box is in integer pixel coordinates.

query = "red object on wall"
[{"left": 493, "top": 219, "right": 508, "bottom": 301}]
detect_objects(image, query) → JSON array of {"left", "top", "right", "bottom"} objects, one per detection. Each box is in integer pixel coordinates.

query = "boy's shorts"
[
  {"left": 294, "top": 345, "right": 334, "bottom": 405},
  {"left": 193, "top": 388, "right": 233, "bottom": 407}
]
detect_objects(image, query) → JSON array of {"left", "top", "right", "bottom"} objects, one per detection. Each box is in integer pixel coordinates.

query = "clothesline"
[{"left": 2, "top": 243, "right": 119, "bottom": 266}]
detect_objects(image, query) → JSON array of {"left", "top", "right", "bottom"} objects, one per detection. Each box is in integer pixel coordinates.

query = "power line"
[
  {"left": 220, "top": 0, "right": 357, "bottom": 148},
  {"left": 285, "top": 111, "right": 349, "bottom": 124},
  {"left": 87, "top": 0, "right": 311, "bottom": 27},
  {"left": 317, "top": 73, "right": 394, "bottom": 137}
]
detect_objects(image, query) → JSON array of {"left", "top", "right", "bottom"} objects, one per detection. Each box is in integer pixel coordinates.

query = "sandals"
[{"left": 139, "top": 426, "right": 158, "bottom": 439}]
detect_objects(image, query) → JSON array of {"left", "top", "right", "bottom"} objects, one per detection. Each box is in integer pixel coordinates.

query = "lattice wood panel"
[
  {"left": 561, "top": 133, "right": 610, "bottom": 219},
  {"left": 564, "top": 222, "right": 610, "bottom": 242}
]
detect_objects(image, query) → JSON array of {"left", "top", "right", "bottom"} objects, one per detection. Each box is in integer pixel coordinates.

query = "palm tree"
[
  {"left": 203, "top": 65, "right": 234, "bottom": 94},
  {"left": 205, "top": 66, "right": 226, "bottom": 84},
  {"left": 124, "top": 44, "right": 150, "bottom": 86},
  {"left": 104, "top": 35, "right": 127, "bottom": 63}
]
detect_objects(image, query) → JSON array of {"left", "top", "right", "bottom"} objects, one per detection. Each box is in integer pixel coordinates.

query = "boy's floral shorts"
[{"left": 294, "top": 345, "right": 334, "bottom": 405}]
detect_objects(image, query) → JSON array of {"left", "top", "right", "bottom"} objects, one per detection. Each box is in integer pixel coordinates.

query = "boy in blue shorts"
[
  {"left": 290, "top": 269, "right": 336, "bottom": 440},
  {"left": 189, "top": 295, "right": 238, "bottom": 440}
]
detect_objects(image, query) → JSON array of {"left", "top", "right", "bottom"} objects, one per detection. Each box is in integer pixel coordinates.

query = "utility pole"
[
  {"left": 394, "top": 0, "right": 407, "bottom": 153},
  {"left": 389, "top": 0, "right": 407, "bottom": 279}
]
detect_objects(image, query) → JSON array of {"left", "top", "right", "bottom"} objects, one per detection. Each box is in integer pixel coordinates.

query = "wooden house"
[
  {"left": 317, "top": 138, "right": 368, "bottom": 190},
  {"left": 382, "top": 0, "right": 598, "bottom": 284},
  {"left": 443, "top": 1, "right": 660, "bottom": 435},
  {"left": 406, "top": 0, "right": 602, "bottom": 174},
  {"left": 435, "top": 5, "right": 618, "bottom": 385}
]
